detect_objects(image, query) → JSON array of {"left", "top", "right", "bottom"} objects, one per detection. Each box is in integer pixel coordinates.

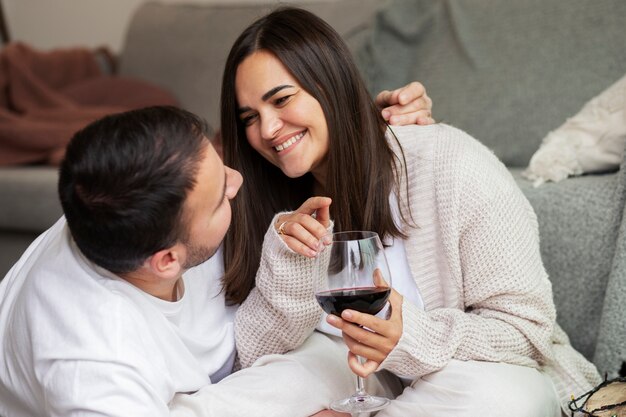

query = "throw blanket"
[{"left": 0, "top": 42, "right": 178, "bottom": 165}]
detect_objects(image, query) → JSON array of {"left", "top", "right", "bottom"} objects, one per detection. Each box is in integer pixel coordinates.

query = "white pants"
[
  {"left": 375, "top": 359, "right": 561, "bottom": 417},
  {"left": 169, "top": 331, "right": 561, "bottom": 417}
]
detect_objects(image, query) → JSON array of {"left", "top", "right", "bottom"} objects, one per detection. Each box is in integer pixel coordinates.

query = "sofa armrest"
[
  {"left": 0, "top": 167, "right": 61, "bottom": 233},
  {"left": 591, "top": 152, "right": 626, "bottom": 378}
]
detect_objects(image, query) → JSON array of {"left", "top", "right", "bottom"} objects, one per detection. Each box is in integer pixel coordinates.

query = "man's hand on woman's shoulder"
[{"left": 376, "top": 81, "right": 434, "bottom": 126}]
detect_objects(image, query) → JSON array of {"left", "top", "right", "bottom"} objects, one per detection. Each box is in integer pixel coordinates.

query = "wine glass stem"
[
  {"left": 356, "top": 375, "right": 366, "bottom": 396},
  {"left": 354, "top": 356, "right": 367, "bottom": 397}
]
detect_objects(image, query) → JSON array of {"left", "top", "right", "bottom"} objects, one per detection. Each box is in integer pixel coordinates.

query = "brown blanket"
[{"left": 0, "top": 42, "right": 179, "bottom": 165}]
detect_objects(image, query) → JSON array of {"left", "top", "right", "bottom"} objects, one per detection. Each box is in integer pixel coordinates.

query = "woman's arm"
[
  {"left": 328, "top": 129, "right": 556, "bottom": 378},
  {"left": 234, "top": 198, "right": 332, "bottom": 368}
]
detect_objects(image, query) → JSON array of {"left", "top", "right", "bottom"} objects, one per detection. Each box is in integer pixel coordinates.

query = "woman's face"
[{"left": 235, "top": 50, "right": 329, "bottom": 181}]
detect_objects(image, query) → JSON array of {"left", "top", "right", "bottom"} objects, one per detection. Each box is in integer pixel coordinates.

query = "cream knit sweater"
[{"left": 235, "top": 124, "right": 601, "bottom": 411}]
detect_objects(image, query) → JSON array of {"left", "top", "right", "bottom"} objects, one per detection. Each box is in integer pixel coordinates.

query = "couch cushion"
[
  {"left": 0, "top": 167, "right": 62, "bottom": 232},
  {"left": 119, "top": 0, "right": 384, "bottom": 131},
  {"left": 511, "top": 168, "right": 622, "bottom": 362},
  {"left": 359, "top": 0, "right": 626, "bottom": 167}
]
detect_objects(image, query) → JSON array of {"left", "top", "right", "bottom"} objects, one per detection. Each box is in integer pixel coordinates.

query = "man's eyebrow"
[
  {"left": 213, "top": 171, "right": 227, "bottom": 214},
  {"left": 237, "top": 85, "right": 295, "bottom": 115}
]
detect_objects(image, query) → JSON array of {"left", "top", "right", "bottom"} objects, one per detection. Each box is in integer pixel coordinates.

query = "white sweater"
[
  {"left": 235, "top": 124, "right": 601, "bottom": 411},
  {"left": 0, "top": 219, "right": 236, "bottom": 417}
]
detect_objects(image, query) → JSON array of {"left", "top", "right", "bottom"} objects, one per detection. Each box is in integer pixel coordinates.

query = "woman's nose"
[{"left": 261, "top": 112, "right": 283, "bottom": 140}]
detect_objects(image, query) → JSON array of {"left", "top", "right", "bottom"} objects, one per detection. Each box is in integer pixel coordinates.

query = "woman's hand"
[
  {"left": 274, "top": 196, "right": 332, "bottom": 257},
  {"left": 376, "top": 81, "right": 434, "bottom": 126},
  {"left": 326, "top": 281, "right": 404, "bottom": 378}
]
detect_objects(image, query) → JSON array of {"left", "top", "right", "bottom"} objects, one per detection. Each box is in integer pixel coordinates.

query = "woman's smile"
[{"left": 274, "top": 130, "right": 306, "bottom": 153}]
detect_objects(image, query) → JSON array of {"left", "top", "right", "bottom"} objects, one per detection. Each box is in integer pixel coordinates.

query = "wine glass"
[{"left": 313, "top": 231, "right": 392, "bottom": 414}]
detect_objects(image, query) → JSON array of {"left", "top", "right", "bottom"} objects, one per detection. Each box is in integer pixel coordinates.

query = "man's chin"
[{"left": 183, "top": 245, "right": 218, "bottom": 270}]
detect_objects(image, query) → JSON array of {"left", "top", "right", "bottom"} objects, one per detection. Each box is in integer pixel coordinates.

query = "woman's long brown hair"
[{"left": 220, "top": 7, "right": 410, "bottom": 305}]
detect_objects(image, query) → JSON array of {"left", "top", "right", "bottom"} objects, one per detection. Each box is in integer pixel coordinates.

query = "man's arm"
[{"left": 42, "top": 359, "right": 169, "bottom": 417}]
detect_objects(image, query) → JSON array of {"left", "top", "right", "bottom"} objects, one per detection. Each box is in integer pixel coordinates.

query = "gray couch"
[{"left": 0, "top": 0, "right": 624, "bottom": 379}]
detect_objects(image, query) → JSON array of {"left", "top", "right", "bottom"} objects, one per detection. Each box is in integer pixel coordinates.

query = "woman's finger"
[
  {"left": 281, "top": 234, "right": 320, "bottom": 258},
  {"left": 347, "top": 350, "right": 380, "bottom": 378},
  {"left": 274, "top": 196, "right": 332, "bottom": 255},
  {"left": 292, "top": 212, "right": 329, "bottom": 240},
  {"left": 339, "top": 316, "right": 398, "bottom": 355},
  {"left": 342, "top": 331, "right": 388, "bottom": 363},
  {"left": 295, "top": 196, "right": 332, "bottom": 216},
  {"left": 278, "top": 215, "right": 331, "bottom": 256},
  {"left": 340, "top": 290, "right": 402, "bottom": 339}
]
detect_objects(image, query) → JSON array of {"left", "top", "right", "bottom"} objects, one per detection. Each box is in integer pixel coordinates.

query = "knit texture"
[
  {"left": 235, "top": 124, "right": 601, "bottom": 412},
  {"left": 234, "top": 217, "right": 332, "bottom": 369}
]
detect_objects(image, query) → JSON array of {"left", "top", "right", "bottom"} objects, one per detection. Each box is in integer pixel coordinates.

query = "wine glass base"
[{"left": 330, "top": 394, "right": 390, "bottom": 413}]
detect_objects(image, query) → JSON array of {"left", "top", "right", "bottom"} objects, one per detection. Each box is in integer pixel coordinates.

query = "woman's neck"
[{"left": 311, "top": 162, "right": 328, "bottom": 196}]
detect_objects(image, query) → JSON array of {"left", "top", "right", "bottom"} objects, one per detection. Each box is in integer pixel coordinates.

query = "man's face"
[{"left": 180, "top": 142, "right": 242, "bottom": 269}]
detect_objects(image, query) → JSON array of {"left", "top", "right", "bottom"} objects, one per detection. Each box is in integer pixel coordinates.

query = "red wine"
[{"left": 316, "top": 287, "right": 390, "bottom": 316}]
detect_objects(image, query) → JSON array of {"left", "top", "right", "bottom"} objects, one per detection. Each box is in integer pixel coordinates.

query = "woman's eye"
[
  {"left": 241, "top": 114, "right": 257, "bottom": 126},
  {"left": 275, "top": 95, "right": 292, "bottom": 106}
]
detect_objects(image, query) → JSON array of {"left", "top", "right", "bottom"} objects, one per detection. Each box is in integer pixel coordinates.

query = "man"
[
  {"left": 0, "top": 84, "right": 431, "bottom": 417},
  {"left": 0, "top": 107, "right": 246, "bottom": 416}
]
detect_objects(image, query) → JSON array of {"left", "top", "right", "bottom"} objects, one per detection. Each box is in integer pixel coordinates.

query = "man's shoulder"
[
  {"left": 4, "top": 218, "right": 112, "bottom": 306},
  {"left": 1, "top": 218, "right": 152, "bottom": 358}
]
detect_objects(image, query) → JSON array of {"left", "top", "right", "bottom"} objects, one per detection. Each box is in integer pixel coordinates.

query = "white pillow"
[{"left": 523, "top": 74, "right": 626, "bottom": 187}]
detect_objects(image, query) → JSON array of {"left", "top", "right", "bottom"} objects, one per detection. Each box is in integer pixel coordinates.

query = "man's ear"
[{"left": 144, "top": 244, "right": 184, "bottom": 280}]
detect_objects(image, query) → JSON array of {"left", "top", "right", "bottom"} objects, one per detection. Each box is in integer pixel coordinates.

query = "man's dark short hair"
[{"left": 58, "top": 106, "right": 210, "bottom": 274}]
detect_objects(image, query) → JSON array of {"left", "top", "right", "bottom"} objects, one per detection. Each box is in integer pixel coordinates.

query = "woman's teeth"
[{"left": 275, "top": 131, "right": 305, "bottom": 152}]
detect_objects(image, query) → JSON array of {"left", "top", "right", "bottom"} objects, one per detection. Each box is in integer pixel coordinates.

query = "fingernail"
[
  {"left": 307, "top": 248, "right": 317, "bottom": 257},
  {"left": 342, "top": 310, "right": 353, "bottom": 319},
  {"left": 382, "top": 110, "right": 390, "bottom": 120},
  {"left": 327, "top": 315, "right": 337, "bottom": 324}
]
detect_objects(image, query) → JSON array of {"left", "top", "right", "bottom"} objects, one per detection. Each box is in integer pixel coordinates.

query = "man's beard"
[{"left": 182, "top": 241, "right": 217, "bottom": 270}]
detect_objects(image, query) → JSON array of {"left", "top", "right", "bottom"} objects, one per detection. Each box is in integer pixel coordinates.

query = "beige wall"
[
  {"left": 4, "top": 0, "right": 145, "bottom": 52},
  {"left": 3, "top": 0, "right": 334, "bottom": 53}
]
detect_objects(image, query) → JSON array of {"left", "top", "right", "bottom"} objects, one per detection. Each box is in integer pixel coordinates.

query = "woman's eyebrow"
[
  {"left": 262, "top": 84, "right": 294, "bottom": 101},
  {"left": 238, "top": 85, "right": 295, "bottom": 114}
]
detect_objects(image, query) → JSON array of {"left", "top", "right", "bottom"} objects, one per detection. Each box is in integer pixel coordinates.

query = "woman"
[{"left": 221, "top": 7, "right": 600, "bottom": 417}]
